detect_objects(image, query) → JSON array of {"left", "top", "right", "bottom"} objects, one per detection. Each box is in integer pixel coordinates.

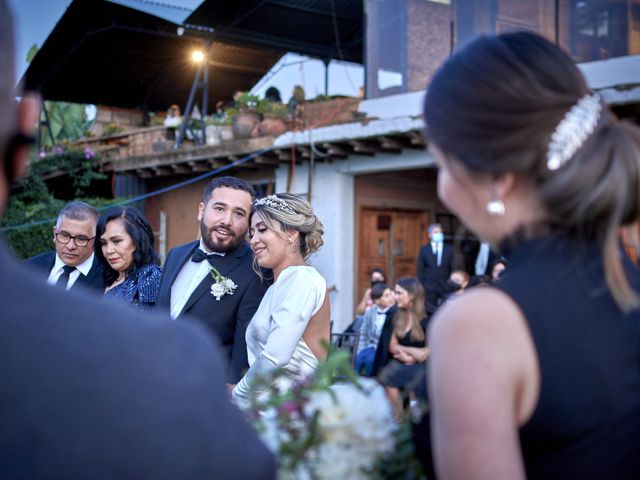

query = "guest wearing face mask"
[
  {"left": 445, "top": 269, "right": 470, "bottom": 299},
  {"left": 417, "top": 223, "right": 453, "bottom": 314}
]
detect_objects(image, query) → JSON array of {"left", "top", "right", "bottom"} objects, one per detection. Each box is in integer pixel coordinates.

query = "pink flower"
[
  {"left": 38, "top": 151, "right": 46, "bottom": 159},
  {"left": 84, "top": 148, "right": 95, "bottom": 159},
  {"left": 280, "top": 400, "right": 298, "bottom": 415}
]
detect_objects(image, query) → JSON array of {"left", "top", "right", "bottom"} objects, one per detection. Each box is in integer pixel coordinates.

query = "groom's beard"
[{"left": 200, "top": 219, "right": 246, "bottom": 253}]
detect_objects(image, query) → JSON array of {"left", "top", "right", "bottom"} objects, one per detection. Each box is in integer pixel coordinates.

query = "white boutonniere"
[{"left": 209, "top": 266, "right": 237, "bottom": 301}]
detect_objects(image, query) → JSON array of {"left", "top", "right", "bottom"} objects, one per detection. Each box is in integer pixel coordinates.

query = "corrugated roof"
[
  {"left": 22, "top": 0, "right": 283, "bottom": 111},
  {"left": 185, "top": 0, "right": 363, "bottom": 63}
]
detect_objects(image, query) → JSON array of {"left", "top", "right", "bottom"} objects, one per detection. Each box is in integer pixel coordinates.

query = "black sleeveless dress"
[{"left": 497, "top": 233, "right": 640, "bottom": 478}]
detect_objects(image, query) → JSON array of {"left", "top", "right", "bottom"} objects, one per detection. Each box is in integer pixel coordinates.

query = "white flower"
[
  {"left": 208, "top": 267, "right": 237, "bottom": 301},
  {"left": 302, "top": 379, "right": 397, "bottom": 479},
  {"left": 210, "top": 282, "right": 226, "bottom": 301},
  {"left": 223, "top": 277, "right": 237, "bottom": 290}
]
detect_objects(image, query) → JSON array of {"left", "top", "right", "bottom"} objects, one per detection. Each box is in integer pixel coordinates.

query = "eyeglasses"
[{"left": 55, "top": 231, "right": 95, "bottom": 247}]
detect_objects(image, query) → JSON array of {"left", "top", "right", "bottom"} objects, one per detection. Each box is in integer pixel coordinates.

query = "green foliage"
[
  {"left": 27, "top": 147, "right": 107, "bottom": 196},
  {"left": 42, "top": 101, "right": 94, "bottom": 147},
  {"left": 246, "top": 345, "right": 426, "bottom": 479},
  {"left": 102, "top": 122, "right": 126, "bottom": 137},
  {"left": 1, "top": 193, "right": 64, "bottom": 259},
  {"left": 1, "top": 148, "right": 114, "bottom": 259},
  {"left": 259, "top": 101, "right": 289, "bottom": 119},
  {"left": 235, "top": 92, "right": 261, "bottom": 113},
  {"left": 26, "top": 44, "right": 39, "bottom": 63},
  {"left": 0, "top": 195, "right": 117, "bottom": 260}
]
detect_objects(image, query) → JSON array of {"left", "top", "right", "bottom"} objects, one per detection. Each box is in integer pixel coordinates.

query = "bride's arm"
[
  {"left": 428, "top": 288, "right": 539, "bottom": 479},
  {"left": 232, "top": 269, "right": 325, "bottom": 402}
]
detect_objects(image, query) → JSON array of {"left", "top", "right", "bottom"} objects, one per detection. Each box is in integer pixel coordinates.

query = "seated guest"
[
  {"left": 27, "top": 201, "right": 105, "bottom": 292},
  {"left": 445, "top": 269, "right": 470, "bottom": 298},
  {"left": 356, "top": 267, "right": 387, "bottom": 315},
  {"left": 380, "top": 277, "right": 429, "bottom": 419},
  {"left": 355, "top": 282, "right": 395, "bottom": 376},
  {"left": 96, "top": 206, "right": 161, "bottom": 310},
  {"left": 163, "top": 104, "right": 182, "bottom": 128}
]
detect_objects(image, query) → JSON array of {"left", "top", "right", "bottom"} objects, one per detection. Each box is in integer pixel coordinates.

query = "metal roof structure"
[
  {"left": 185, "top": 0, "right": 363, "bottom": 63},
  {"left": 22, "top": 0, "right": 282, "bottom": 112},
  {"left": 22, "top": 0, "right": 363, "bottom": 112}
]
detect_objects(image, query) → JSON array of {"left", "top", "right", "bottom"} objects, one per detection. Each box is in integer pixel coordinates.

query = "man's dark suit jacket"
[
  {"left": 417, "top": 243, "right": 453, "bottom": 313},
  {"left": 0, "top": 243, "right": 275, "bottom": 479},
  {"left": 371, "top": 305, "right": 399, "bottom": 377},
  {"left": 157, "top": 240, "right": 268, "bottom": 383},
  {"left": 26, "top": 250, "right": 106, "bottom": 292}
]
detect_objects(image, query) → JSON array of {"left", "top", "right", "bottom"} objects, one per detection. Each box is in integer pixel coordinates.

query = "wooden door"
[{"left": 357, "top": 208, "right": 428, "bottom": 305}]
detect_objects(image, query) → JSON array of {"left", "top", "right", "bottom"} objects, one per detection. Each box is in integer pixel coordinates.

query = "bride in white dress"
[{"left": 232, "top": 193, "right": 330, "bottom": 404}]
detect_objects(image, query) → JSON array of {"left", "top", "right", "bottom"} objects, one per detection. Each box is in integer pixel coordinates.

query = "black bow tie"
[{"left": 191, "top": 249, "right": 219, "bottom": 265}]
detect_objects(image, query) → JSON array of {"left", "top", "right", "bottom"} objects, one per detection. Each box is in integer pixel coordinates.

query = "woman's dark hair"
[
  {"left": 96, "top": 205, "right": 159, "bottom": 286},
  {"left": 371, "top": 268, "right": 387, "bottom": 283},
  {"left": 424, "top": 32, "right": 640, "bottom": 311}
]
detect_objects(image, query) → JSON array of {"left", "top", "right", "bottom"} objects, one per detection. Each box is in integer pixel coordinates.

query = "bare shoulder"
[
  {"left": 429, "top": 286, "right": 539, "bottom": 425},
  {"left": 431, "top": 287, "right": 527, "bottom": 346}
]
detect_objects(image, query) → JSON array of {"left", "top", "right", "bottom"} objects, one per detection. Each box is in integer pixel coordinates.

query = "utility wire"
[{"left": 0, "top": 146, "right": 274, "bottom": 233}]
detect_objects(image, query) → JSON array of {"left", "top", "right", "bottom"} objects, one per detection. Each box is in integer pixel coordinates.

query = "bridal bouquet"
[{"left": 246, "top": 351, "right": 423, "bottom": 479}]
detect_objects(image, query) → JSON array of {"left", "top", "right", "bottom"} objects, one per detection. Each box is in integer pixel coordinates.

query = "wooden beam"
[
  {"left": 136, "top": 169, "right": 153, "bottom": 178},
  {"left": 208, "top": 159, "right": 226, "bottom": 168},
  {"left": 322, "top": 143, "right": 349, "bottom": 158},
  {"left": 254, "top": 155, "right": 281, "bottom": 165},
  {"left": 171, "top": 164, "right": 192, "bottom": 174},
  {"left": 298, "top": 146, "right": 312, "bottom": 158},
  {"left": 349, "top": 140, "right": 379, "bottom": 155},
  {"left": 151, "top": 166, "right": 173, "bottom": 176},
  {"left": 378, "top": 136, "right": 405, "bottom": 152},
  {"left": 188, "top": 161, "right": 211, "bottom": 172},
  {"left": 408, "top": 131, "right": 426, "bottom": 148},
  {"left": 274, "top": 149, "right": 292, "bottom": 161}
]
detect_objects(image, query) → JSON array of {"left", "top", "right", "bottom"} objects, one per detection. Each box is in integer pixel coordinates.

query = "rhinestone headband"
[
  {"left": 253, "top": 195, "right": 296, "bottom": 214},
  {"left": 547, "top": 93, "right": 601, "bottom": 171}
]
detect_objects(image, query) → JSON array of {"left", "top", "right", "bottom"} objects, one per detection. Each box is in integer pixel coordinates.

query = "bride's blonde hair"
[{"left": 250, "top": 194, "right": 324, "bottom": 275}]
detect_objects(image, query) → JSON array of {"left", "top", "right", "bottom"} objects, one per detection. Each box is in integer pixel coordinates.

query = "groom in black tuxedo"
[
  {"left": 26, "top": 200, "right": 105, "bottom": 292},
  {"left": 157, "top": 176, "right": 268, "bottom": 384},
  {"left": 0, "top": 4, "right": 274, "bottom": 477}
]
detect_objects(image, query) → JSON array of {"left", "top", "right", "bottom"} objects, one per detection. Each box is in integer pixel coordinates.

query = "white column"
[{"left": 275, "top": 163, "right": 355, "bottom": 332}]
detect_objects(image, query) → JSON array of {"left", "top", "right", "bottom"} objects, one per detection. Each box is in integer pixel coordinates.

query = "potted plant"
[
  {"left": 228, "top": 92, "right": 261, "bottom": 139},
  {"left": 258, "top": 101, "right": 289, "bottom": 137}
]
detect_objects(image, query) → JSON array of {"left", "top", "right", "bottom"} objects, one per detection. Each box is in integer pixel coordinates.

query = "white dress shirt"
[
  {"left": 475, "top": 242, "right": 490, "bottom": 275},
  {"left": 431, "top": 242, "right": 442, "bottom": 266},
  {"left": 47, "top": 253, "right": 95, "bottom": 290},
  {"left": 169, "top": 239, "right": 225, "bottom": 319}
]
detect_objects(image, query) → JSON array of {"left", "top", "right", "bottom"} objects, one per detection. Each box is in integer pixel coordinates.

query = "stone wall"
[{"left": 90, "top": 105, "right": 145, "bottom": 136}]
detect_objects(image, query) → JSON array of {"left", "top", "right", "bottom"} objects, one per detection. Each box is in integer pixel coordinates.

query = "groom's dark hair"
[{"left": 203, "top": 176, "right": 256, "bottom": 204}]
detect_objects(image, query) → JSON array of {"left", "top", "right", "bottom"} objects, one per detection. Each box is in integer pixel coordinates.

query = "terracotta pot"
[
  {"left": 232, "top": 112, "right": 260, "bottom": 139},
  {"left": 258, "top": 116, "right": 287, "bottom": 137}
]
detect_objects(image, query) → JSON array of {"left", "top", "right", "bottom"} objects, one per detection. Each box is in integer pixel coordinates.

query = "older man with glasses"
[{"left": 27, "top": 201, "right": 105, "bottom": 291}]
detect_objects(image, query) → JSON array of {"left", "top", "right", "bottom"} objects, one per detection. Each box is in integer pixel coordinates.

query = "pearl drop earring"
[{"left": 486, "top": 198, "right": 505, "bottom": 216}]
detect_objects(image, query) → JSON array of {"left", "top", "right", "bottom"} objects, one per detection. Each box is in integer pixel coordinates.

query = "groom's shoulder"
[{"left": 165, "top": 241, "right": 198, "bottom": 260}]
